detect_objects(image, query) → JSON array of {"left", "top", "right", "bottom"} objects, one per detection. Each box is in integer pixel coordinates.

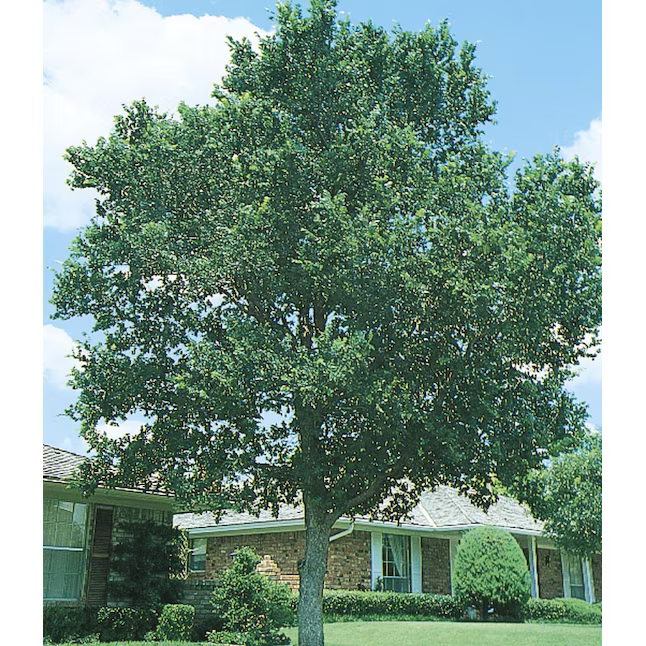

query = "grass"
[
  {"left": 55, "top": 620, "right": 602, "bottom": 646},
  {"left": 282, "top": 620, "right": 602, "bottom": 646}
]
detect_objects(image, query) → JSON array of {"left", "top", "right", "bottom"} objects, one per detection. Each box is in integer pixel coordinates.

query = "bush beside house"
[
  {"left": 108, "top": 519, "right": 187, "bottom": 607},
  {"left": 207, "top": 547, "right": 294, "bottom": 646},
  {"left": 452, "top": 526, "right": 531, "bottom": 620},
  {"left": 145, "top": 604, "right": 196, "bottom": 641}
]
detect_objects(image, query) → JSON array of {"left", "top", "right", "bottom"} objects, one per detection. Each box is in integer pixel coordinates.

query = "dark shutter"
[{"left": 85, "top": 506, "right": 114, "bottom": 605}]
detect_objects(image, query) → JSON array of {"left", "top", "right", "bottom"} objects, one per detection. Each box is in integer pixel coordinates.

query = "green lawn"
[
  {"left": 55, "top": 621, "right": 602, "bottom": 646},
  {"left": 283, "top": 620, "right": 601, "bottom": 646}
]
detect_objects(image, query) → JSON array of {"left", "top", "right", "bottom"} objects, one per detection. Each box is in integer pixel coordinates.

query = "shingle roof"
[
  {"left": 43, "top": 444, "right": 172, "bottom": 500},
  {"left": 175, "top": 503, "right": 304, "bottom": 530},
  {"left": 175, "top": 485, "right": 543, "bottom": 534},
  {"left": 417, "top": 486, "right": 543, "bottom": 532},
  {"left": 43, "top": 444, "right": 87, "bottom": 483}
]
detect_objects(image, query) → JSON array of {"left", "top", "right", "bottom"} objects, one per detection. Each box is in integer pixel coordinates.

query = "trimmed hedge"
[
  {"left": 525, "top": 597, "right": 602, "bottom": 624},
  {"left": 287, "top": 590, "right": 600, "bottom": 625},
  {"left": 291, "top": 590, "right": 465, "bottom": 620}
]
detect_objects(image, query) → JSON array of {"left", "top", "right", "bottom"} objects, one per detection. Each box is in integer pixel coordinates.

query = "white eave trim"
[
  {"left": 44, "top": 479, "right": 175, "bottom": 510},
  {"left": 185, "top": 518, "right": 306, "bottom": 537},
  {"left": 182, "top": 516, "right": 544, "bottom": 539}
]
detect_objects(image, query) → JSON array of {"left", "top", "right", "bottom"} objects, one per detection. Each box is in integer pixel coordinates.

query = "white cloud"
[
  {"left": 568, "top": 351, "right": 602, "bottom": 389},
  {"left": 561, "top": 117, "right": 602, "bottom": 183},
  {"left": 44, "top": 0, "right": 269, "bottom": 230},
  {"left": 567, "top": 326, "right": 602, "bottom": 389},
  {"left": 43, "top": 324, "right": 79, "bottom": 388},
  {"left": 61, "top": 434, "right": 90, "bottom": 455},
  {"left": 561, "top": 120, "right": 602, "bottom": 422},
  {"left": 97, "top": 418, "right": 146, "bottom": 439}
]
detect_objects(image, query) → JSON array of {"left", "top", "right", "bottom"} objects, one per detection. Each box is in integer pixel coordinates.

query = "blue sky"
[{"left": 41, "top": 0, "right": 602, "bottom": 455}]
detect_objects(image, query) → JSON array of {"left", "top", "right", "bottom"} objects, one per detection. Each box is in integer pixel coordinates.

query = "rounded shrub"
[
  {"left": 147, "top": 603, "right": 195, "bottom": 641},
  {"left": 452, "top": 525, "right": 531, "bottom": 620}
]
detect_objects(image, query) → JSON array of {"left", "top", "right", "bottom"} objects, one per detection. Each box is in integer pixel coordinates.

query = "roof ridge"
[
  {"left": 445, "top": 486, "right": 476, "bottom": 525},
  {"left": 416, "top": 494, "right": 437, "bottom": 527}
]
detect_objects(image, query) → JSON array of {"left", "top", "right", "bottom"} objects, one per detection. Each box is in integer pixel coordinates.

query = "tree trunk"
[{"left": 297, "top": 504, "right": 333, "bottom": 646}]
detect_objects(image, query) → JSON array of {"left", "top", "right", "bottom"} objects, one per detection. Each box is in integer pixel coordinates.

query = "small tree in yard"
[
  {"left": 518, "top": 431, "right": 602, "bottom": 559},
  {"left": 452, "top": 526, "right": 531, "bottom": 620},
  {"left": 51, "top": 1, "right": 601, "bottom": 644},
  {"left": 208, "top": 547, "right": 293, "bottom": 645}
]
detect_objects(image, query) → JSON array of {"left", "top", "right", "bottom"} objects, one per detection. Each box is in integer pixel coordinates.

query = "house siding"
[
  {"left": 421, "top": 537, "right": 451, "bottom": 594},
  {"left": 536, "top": 548, "right": 564, "bottom": 599}
]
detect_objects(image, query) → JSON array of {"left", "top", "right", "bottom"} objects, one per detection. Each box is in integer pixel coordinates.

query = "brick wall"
[
  {"left": 200, "top": 531, "right": 304, "bottom": 590},
  {"left": 421, "top": 537, "right": 451, "bottom": 594},
  {"left": 181, "top": 579, "right": 220, "bottom": 623},
  {"left": 536, "top": 548, "right": 563, "bottom": 599},
  {"left": 326, "top": 531, "right": 371, "bottom": 591},
  {"left": 194, "top": 529, "right": 371, "bottom": 592},
  {"left": 591, "top": 554, "right": 602, "bottom": 601}
]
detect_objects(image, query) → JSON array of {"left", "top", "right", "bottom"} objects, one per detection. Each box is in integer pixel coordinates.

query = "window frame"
[
  {"left": 561, "top": 552, "right": 592, "bottom": 602},
  {"left": 381, "top": 533, "right": 411, "bottom": 593},
  {"left": 43, "top": 499, "right": 89, "bottom": 601},
  {"left": 188, "top": 537, "right": 207, "bottom": 573}
]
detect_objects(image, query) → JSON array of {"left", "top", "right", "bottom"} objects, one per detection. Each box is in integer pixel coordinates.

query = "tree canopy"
[{"left": 51, "top": 1, "right": 601, "bottom": 643}]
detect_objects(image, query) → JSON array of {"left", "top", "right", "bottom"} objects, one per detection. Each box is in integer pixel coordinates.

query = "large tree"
[{"left": 51, "top": 1, "right": 601, "bottom": 643}]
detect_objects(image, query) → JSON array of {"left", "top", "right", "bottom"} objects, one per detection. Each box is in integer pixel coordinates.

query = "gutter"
[{"left": 329, "top": 519, "right": 355, "bottom": 542}]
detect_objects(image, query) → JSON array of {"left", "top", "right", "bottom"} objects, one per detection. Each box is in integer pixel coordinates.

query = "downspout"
[{"left": 329, "top": 519, "right": 355, "bottom": 542}]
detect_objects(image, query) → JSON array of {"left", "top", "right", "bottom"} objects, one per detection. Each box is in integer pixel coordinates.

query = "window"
[
  {"left": 563, "top": 553, "right": 586, "bottom": 600},
  {"left": 382, "top": 534, "right": 411, "bottom": 592},
  {"left": 188, "top": 538, "right": 207, "bottom": 572},
  {"left": 43, "top": 499, "right": 88, "bottom": 600}
]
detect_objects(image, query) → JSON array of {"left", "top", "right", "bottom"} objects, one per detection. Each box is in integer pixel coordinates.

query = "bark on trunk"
[{"left": 297, "top": 507, "right": 333, "bottom": 646}]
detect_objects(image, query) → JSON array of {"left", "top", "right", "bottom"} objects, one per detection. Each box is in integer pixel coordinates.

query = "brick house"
[
  {"left": 175, "top": 485, "right": 601, "bottom": 603},
  {"left": 43, "top": 444, "right": 175, "bottom": 606}
]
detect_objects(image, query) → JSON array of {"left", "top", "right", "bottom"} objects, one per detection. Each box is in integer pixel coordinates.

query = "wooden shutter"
[{"left": 85, "top": 506, "right": 114, "bottom": 605}]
